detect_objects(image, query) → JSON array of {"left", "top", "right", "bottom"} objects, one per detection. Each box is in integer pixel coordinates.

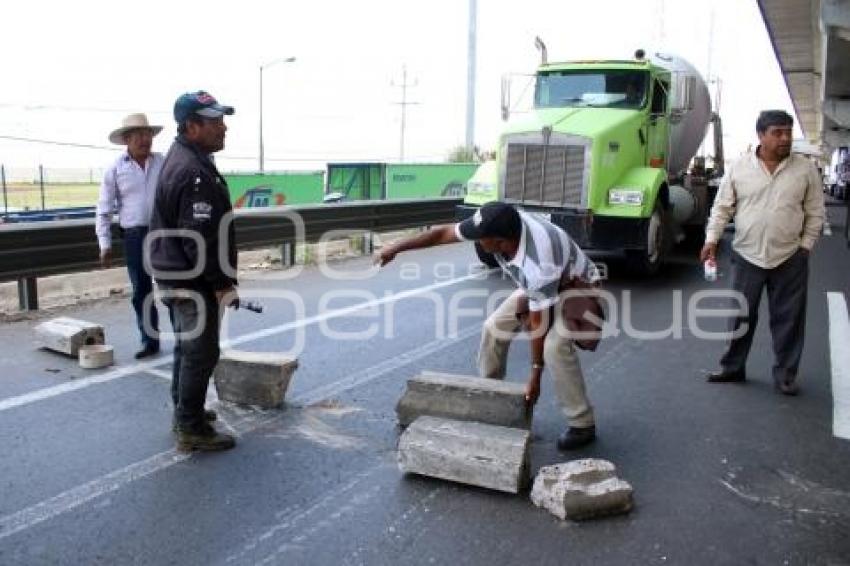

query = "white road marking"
[
  {"left": 219, "top": 271, "right": 489, "bottom": 349},
  {"left": 824, "top": 221, "right": 833, "bottom": 236},
  {"left": 0, "top": 450, "right": 188, "bottom": 541},
  {"left": 0, "top": 409, "right": 279, "bottom": 542},
  {"left": 827, "top": 292, "right": 850, "bottom": 440},
  {"left": 144, "top": 368, "right": 172, "bottom": 381},
  {"left": 0, "top": 324, "right": 482, "bottom": 540},
  {"left": 0, "top": 357, "right": 172, "bottom": 413},
  {"left": 0, "top": 271, "right": 489, "bottom": 415},
  {"left": 224, "top": 464, "right": 387, "bottom": 564},
  {"left": 290, "top": 323, "right": 481, "bottom": 406}
]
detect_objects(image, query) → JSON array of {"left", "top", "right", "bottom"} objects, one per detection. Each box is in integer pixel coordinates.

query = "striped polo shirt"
[{"left": 458, "top": 211, "right": 599, "bottom": 311}]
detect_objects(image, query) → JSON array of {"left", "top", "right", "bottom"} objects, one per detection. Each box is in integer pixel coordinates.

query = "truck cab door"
[{"left": 646, "top": 78, "right": 670, "bottom": 169}]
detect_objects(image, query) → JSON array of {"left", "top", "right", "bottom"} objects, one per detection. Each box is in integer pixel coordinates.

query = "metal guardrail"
[{"left": 0, "top": 198, "right": 462, "bottom": 310}]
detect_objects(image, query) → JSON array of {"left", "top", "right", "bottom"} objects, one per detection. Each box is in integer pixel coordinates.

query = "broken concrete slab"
[
  {"left": 213, "top": 350, "right": 298, "bottom": 409},
  {"left": 34, "top": 317, "right": 105, "bottom": 357},
  {"left": 398, "top": 416, "right": 531, "bottom": 494},
  {"left": 396, "top": 371, "right": 531, "bottom": 429},
  {"left": 531, "top": 459, "right": 633, "bottom": 520}
]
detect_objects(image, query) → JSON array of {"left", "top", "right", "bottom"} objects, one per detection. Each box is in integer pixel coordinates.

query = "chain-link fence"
[{"left": 1, "top": 165, "right": 104, "bottom": 217}]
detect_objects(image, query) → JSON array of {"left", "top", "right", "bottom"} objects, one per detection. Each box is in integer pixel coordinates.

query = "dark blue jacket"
[{"left": 149, "top": 136, "right": 237, "bottom": 290}]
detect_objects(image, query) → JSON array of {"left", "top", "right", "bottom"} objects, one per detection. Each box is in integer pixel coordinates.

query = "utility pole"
[
  {"left": 658, "top": 0, "right": 666, "bottom": 46},
  {"left": 259, "top": 57, "right": 296, "bottom": 174},
  {"left": 392, "top": 65, "right": 418, "bottom": 162},
  {"left": 465, "top": 0, "right": 477, "bottom": 152},
  {"left": 702, "top": 7, "right": 717, "bottom": 159}
]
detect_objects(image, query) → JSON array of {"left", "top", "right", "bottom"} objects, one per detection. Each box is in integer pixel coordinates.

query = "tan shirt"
[{"left": 705, "top": 150, "right": 825, "bottom": 269}]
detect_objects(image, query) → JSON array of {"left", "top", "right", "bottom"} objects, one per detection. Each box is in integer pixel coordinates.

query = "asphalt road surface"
[{"left": 1, "top": 207, "right": 849, "bottom": 565}]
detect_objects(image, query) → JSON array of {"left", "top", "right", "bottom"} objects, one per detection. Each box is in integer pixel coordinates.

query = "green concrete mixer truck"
[{"left": 459, "top": 46, "right": 724, "bottom": 275}]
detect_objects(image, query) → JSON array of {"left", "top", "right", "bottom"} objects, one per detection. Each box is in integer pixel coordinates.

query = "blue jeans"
[{"left": 123, "top": 226, "right": 159, "bottom": 348}]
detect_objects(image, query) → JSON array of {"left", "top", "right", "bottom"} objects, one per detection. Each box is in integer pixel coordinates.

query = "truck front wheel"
[
  {"left": 474, "top": 242, "right": 500, "bottom": 268},
  {"left": 626, "top": 203, "right": 666, "bottom": 276}
]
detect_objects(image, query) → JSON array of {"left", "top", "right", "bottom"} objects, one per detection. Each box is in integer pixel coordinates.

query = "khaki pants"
[{"left": 478, "top": 289, "right": 595, "bottom": 428}]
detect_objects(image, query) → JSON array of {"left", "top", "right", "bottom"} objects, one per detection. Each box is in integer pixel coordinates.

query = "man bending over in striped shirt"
[{"left": 377, "top": 201, "right": 601, "bottom": 450}]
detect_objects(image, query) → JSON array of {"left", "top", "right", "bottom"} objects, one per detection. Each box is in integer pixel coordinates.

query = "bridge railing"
[{"left": 0, "top": 198, "right": 462, "bottom": 310}]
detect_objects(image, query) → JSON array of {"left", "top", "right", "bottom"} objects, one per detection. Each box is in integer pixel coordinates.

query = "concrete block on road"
[
  {"left": 398, "top": 416, "right": 531, "bottom": 494},
  {"left": 531, "top": 459, "right": 633, "bottom": 520},
  {"left": 34, "top": 317, "right": 105, "bottom": 357},
  {"left": 396, "top": 371, "right": 531, "bottom": 429},
  {"left": 213, "top": 350, "right": 298, "bottom": 409}
]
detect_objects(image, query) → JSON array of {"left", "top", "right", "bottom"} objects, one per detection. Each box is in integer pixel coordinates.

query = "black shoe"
[
  {"left": 172, "top": 410, "right": 218, "bottom": 433},
  {"left": 557, "top": 426, "right": 596, "bottom": 451},
  {"left": 134, "top": 343, "right": 160, "bottom": 359},
  {"left": 175, "top": 423, "right": 235, "bottom": 453},
  {"left": 706, "top": 370, "right": 746, "bottom": 383},
  {"left": 775, "top": 379, "right": 800, "bottom": 396}
]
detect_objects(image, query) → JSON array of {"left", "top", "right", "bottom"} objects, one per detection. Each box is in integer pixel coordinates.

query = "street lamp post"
[{"left": 259, "top": 56, "right": 296, "bottom": 174}]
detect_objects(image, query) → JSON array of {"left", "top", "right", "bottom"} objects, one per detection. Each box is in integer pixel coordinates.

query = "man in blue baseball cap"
[
  {"left": 148, "top": 90, "right": 238, "bottom": 452},
  {"left": 173, "top": 90, "right": 235, "bottom": 124}
]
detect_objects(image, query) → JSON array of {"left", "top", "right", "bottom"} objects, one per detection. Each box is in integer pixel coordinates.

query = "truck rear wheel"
[
  {"left": 626, "top": 203, "right": 666, "bottom": 276},
  {"left": 474, "top": 242, "right": 500, "bottom": 268}
]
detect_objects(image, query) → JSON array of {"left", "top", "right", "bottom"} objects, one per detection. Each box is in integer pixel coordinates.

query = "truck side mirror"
[
  {"left": 501, "top": 75, "right": 511, "bottom": 121},
  {"left": 671, "top": 75, "right": 695, "bottom": 115}
]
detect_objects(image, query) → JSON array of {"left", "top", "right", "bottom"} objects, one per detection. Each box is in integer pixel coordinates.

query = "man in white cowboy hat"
[{"left": 95, "top": 112, "right": 165, "bottom": 359}]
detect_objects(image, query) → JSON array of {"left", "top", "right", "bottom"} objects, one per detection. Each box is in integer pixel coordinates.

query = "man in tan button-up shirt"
[{"left": 700, "top": 110, "right": 825, "bottom": 395}]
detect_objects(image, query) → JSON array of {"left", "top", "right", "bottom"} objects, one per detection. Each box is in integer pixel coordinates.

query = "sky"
[{"left": 0, "top": 0, "right": 795, "bottom": 179}]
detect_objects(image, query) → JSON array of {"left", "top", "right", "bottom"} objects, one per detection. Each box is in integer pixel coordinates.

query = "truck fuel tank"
[{"left": 668, "top": 184, "right": 698, "bottom": 225}]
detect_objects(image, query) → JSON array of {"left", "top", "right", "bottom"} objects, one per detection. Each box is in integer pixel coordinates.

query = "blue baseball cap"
[{"left": 173, "top": 91, "right": 234, "bottom": 123}]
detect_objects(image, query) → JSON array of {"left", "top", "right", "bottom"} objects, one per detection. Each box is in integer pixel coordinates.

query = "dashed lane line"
[{"left": 0, "top": 322, "right": 482, "bottom": 541}]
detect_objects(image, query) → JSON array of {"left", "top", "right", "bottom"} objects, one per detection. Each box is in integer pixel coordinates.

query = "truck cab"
[{"left": 460, "top": 50, "right": 720, "bottom": 275}]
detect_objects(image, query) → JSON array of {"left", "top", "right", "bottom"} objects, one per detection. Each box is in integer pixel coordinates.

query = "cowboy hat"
[{"left": 108, "top": 113, "right": 163, "bottom": 145}]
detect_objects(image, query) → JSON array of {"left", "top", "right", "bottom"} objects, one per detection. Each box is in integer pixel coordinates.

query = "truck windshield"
[{"left": 535, "top": 70, "right": 649, "bottom": 109}]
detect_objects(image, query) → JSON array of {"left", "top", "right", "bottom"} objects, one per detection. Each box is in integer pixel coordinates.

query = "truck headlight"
[{"left": 608, "top": 189, "right": 644, "bottom": 206}]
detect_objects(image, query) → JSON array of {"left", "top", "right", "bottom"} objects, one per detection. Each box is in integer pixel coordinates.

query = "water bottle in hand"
[{"left": 704, "top": 258, "right": 718, "bottom": 282}]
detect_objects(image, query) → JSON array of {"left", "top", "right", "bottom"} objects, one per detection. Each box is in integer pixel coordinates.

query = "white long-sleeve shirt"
[
  {"left": 705, "top": 150, "right": 825, "bottom": 269},
  {"left": 95, "top": 152, "right": 164, "bottom": 250}
]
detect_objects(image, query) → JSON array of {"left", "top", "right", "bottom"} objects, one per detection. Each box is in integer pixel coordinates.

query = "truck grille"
[{"left": 503, "top": 143, "right": 586, "bottom": 207}]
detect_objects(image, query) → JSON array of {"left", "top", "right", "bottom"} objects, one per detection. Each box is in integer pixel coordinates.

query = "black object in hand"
[{"left": 229, "top": 299, "right": 264, "bottom": 313}]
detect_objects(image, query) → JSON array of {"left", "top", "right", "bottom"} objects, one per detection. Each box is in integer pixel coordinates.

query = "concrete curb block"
[
  {"left": 213, "top": 351, "right": 299, "bottom": 409},
  {"left": 34, "top": 317, "right": 105, "bottom": 356},
  {"left": 396, "top": 371, "right": 531, "bottom": 429},
  {"left": 398, "top": 416, "right": 531, "bottom": 494}
]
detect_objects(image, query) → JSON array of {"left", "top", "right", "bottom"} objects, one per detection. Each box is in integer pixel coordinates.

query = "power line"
[
  {"left": 391, "top": 65, "right": 420, "bottom": 162},
  {"left": 0, "top": 134, "right": 118, "bottom": 151},
  {"left": 0, "top": 135, "right": 448, "bottom": 164},
  {"left": 0, "top": 102, "right": 169, "bottom": 114}
]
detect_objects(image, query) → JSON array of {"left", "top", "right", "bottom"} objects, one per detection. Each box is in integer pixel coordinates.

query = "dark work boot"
[
  {"left": 706, "top": 369, "right": 746, "bottom": 383},
  {"left": 134, "top": 342, "right": 160, "bottom": 360},
  {"left": 172, "top": 410, "right": 218, "bottom": 433},
  {"left": 175, "top": 423, "right": 236, "bottom": 453},
  {"left": 775, "top": 378, "right": 800, "bottom": 396},
  {"left": 556, "top": 426, "right": 596, "bottom": 451}
]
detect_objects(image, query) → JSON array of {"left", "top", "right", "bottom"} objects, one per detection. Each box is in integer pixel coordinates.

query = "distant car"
[{"left": 323, "top": 191, "right": 346, "bottom": 203}]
